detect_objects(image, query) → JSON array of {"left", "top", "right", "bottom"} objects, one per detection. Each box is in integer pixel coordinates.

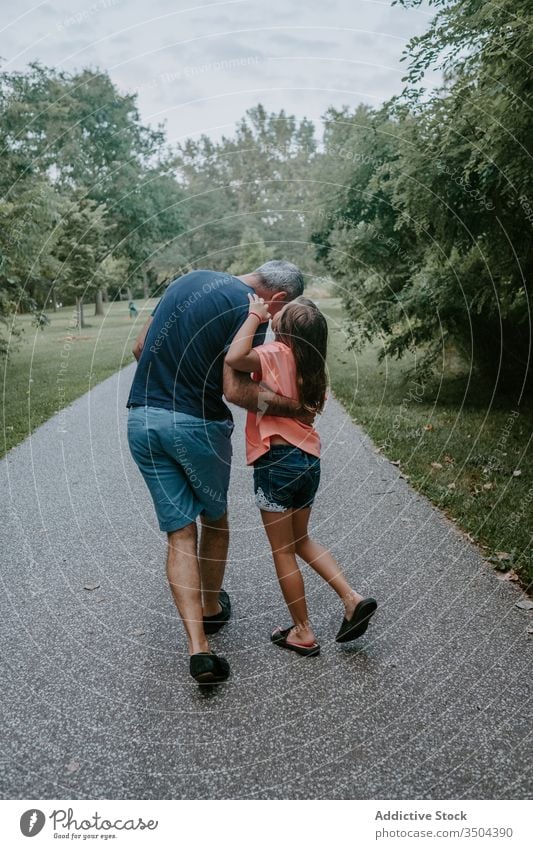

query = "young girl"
[{"left": 226, "top": 293, "right": 377, "bottom": 656}]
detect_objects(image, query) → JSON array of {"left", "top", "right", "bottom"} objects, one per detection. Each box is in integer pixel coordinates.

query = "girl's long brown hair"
[{"left": 277, "top": 297, "right": 328, "bottom": 413}]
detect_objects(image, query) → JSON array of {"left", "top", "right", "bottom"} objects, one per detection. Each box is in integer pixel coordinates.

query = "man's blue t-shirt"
[{"left": 127, "top": 270, "right": 265, "bottom": 420}]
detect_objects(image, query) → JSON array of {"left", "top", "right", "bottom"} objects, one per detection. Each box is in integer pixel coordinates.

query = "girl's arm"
[{"left": 225, "top": 293, "right": 270, "bottom": 372}]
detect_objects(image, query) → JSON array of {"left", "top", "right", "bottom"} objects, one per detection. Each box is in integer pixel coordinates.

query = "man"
[{"left": 127, "top": 261, "right": 307, "bottom": 684}]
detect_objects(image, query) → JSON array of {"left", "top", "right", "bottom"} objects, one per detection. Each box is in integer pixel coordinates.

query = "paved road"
[{"left": 1, "top": 363, "right": 531, "bottom": 799}]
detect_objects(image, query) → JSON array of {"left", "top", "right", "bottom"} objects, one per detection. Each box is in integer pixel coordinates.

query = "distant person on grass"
[
  {"left": 127, "top": 261, "right": 308, "bottom": 684},
  {"left": 226, "top": 294, "right": 377, "bottom": 656}
]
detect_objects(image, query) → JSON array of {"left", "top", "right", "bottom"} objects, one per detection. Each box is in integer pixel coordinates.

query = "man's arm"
[
  {"left": 223, "top": 363, "right": 314, "bottom": 424},
  {"left": 132, "top": 316, "right": 153, "bottom": 361}
]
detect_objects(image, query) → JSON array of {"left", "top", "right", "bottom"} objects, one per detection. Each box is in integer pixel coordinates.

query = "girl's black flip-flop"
[
  {"left": 335, "top": 597, "right": 378, "bottom": 643},
  {"left": 271, "top": 626, "right": 320, "bottom": 657}
]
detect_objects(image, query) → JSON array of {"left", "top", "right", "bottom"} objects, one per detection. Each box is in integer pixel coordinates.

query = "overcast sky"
[{"left": 1, "top": 0, "right": 436, "bottom": 144}]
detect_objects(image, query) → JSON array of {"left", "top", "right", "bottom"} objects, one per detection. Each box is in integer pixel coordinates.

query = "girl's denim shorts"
[{"left": 253, "top": 444, "right": 321, "bottom": 512}]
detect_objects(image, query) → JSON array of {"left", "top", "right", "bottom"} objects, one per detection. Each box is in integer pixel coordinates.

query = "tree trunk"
[
  {"left": 94, "top": 288, "right": 104, "bottom": 316},
  {"left": 143, "top": 271, "right": 150, "bottom": 300},
  {"left": 102, "top": 288, "right": 108, "bottom": 302},
  {"left": 76, "top": 296, "right": 85, "bottom": 329},
  {"left": 51, "top": 287, "right": 59, "bottom": 311}
]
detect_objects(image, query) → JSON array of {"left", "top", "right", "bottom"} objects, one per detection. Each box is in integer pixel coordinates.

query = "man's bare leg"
[
  {"left": 166, "top": 522, "right": 210, "bottom": 655},
  {"left": 199, "top": 512, "right": 229, "bottom": 617}
]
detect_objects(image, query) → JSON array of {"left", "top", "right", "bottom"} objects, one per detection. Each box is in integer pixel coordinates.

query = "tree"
[
  {"left": 171, "top": 105, "right": 319, "bottom": 273},
  {"left": 107, "top": 163, "right": 184, "bottom": 300},
  {"left": 312, "top": 0, "right": 533, "bottom": 392},
  {"left": 54, "top": 197, "right": 120, "bottom": 328},
  {"left": 229, "top": 226, "right": 270, "bottom": 275},
  {"left": 0, "top": 63, "right": 184, "bottom": 345}
]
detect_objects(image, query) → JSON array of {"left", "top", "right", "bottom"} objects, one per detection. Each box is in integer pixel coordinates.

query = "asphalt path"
[{"left": 1, "top": 363, "right": 531, "bottom": 799}]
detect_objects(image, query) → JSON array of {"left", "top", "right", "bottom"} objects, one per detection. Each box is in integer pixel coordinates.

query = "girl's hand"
[{"left": 248, "top": 293, "right": 271, "bottom": 323}]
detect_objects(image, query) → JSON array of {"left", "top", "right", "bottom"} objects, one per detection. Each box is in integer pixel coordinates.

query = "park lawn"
[
  {"left": 1, "top": 300, "right": 156, "bottom": 458},
  {"left": 321, "top": 298, "right": 533, "bottom": 588}
]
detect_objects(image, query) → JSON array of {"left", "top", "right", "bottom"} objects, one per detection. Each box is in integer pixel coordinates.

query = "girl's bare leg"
[
  {"left": 292, "top": 508, "right": 363, "bottom": 618},
  {"left": 260, "top": 509, "right": 317, "bottom": 645}
]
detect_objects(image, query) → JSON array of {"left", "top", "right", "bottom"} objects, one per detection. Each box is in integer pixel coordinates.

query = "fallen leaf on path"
[
  {"left": 130, "top": 628, "right": 146, "bottom": 637},
  {"left": 496, "top": 551, "right": 512, "bottom": 562},
  {"left": 483, "top": 482, "right": 495, "bottom": 490},
  {"left": 512, "top": 469, "right": 522, "bottom": 477},
  {"left": 496, "top": 570, "right": 520, "bottom": 582},
  {"left": 391, "top": 459, "right": 401, "bottom": 466},
  {"left": 83, "top": 582, "right": 100, "bottom": 591},
  {"left": 431, "top": 462, "right": 443, "bottom": 470},
  {"left": 65, "top": 760, "right": 80, "bottom": 775},
  {"left": 515, "top": 599, "right": 533, "bottom": 611},
  {"left": 423, "top": 424, "right": 434, "bottom": 431}
]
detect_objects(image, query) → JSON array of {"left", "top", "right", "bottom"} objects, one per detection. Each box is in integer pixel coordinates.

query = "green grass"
[
  {"left": 1, "top": 300, "right": 156, "bottom": 457},
  {"left": 322, "top": 298, "right": 533, "bottom": 588}
]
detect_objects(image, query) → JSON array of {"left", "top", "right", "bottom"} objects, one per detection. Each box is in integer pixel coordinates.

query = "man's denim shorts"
[
  {"left": 253, "top": 444, "right": 321, "bottom": 512},
  {"left": 127, "top": 406, "right": 234, "bottom": 532}
]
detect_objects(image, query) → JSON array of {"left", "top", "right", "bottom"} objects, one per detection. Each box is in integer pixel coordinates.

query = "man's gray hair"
[{"left": 253, "top": 260, "right": 304, "bottom": 301}]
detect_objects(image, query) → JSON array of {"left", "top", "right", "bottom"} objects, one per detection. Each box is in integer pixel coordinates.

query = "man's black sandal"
[
  {"left": 336, "top": 597, "right": 377, "bottom": 643},
  {"left": 271, "top": 626, "right": 320, "bottom": 657},
  {"left": 189, "top": 652, "right": 230, "bottom": 684},
  {"left": 203, "top": 588, "right": 231, "bottom": 635}
]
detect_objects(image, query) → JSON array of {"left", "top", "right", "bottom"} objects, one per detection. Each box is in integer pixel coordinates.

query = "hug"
[{"left": 127, "top": 262, "right": 377, "bottom": 684}]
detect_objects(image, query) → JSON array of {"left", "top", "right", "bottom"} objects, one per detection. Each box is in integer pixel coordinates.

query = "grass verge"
[
  {"left": 1, "top": 300, "right": 155, "bottom": 458},
  {"left": 322, "top": 298, "right": 533, "bottom": 588}
]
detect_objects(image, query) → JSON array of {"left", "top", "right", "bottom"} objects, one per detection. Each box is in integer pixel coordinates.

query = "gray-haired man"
[{"left": 128, "top": 261, "right": 308, "bottom": 683}]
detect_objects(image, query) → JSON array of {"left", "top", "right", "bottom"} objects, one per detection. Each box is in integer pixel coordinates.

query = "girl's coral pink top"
[{"left": 245, "top": 340, "right": 321, "bottom": 464}]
